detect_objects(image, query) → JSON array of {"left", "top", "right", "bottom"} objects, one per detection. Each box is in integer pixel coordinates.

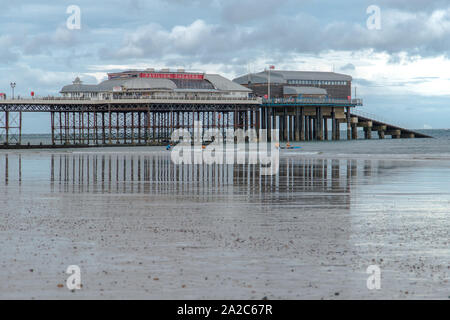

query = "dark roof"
[
  {"left": 60, "top": 84, "right": 99, "bottom": 93},
  {"left": 205, "top": 74, "right": 251, "bottom": 92}
]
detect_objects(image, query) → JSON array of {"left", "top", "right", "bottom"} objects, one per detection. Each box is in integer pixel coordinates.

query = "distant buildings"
[
  {"left": 233, "top": 70, "right": 352, "bottom": 100},
  {"left": 60, "top": 69, "right": 251, "bottom": 99}
]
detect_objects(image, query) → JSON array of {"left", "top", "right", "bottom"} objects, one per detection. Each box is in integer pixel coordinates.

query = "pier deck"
[{"left": 350, "top": 111, "right": 432, "bottom": 139}]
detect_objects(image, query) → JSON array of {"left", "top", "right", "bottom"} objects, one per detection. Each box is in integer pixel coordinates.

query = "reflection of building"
[
  {"left": 60, "top": 69, "right": 251, "bottom": 100},
  {"left": 233, "top": 70, "right": 352, "bottom": 99}
]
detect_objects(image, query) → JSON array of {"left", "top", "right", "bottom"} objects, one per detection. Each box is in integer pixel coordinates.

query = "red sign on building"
[{"left": 139, "top": 73, "right": 204, "bottom": 80}]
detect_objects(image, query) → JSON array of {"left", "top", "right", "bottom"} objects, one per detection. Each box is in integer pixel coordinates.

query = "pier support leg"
[
  {"left": 5, "top": 111, "right": 9, "bottom": 145},
  {"left": 317, "top": 107, "right": 323, "bottom": 141},
  {"left": 101, "top": 113, "right": 105, "bottom": 145},
  {"left": 289, "top": 114, "right": 293, "bottom": 141},
  {"left": 352, "top": 123, "right": 358, "bottom": 140},
  {"left": 272, "top": 109, "right": 277, "bottom": 140},
  {"left": 346, "top": 107, "right": 351, "bottom": 141},
  {"left": 295, "top": 108, "right": 300, "bottom": 141},
  {"left": 300, "top": 109, "right": 305, "bottom": 141},
  {"left": 261, "top": 107, "right": 266, "bottom": 130},
  {"left": 51, "top": 112, "right": 55, "bottom": 145},
  {"left": 281, "top": 113, "right": 285, "bottom": 142},
  {"left": 311, "top": 114, "right": 317, "bottom": 140},
  {"left": 255, "top": 108, "right": 260, "bottom": 137},
  {"left": 331, "top": 108, "right": 336, "bottom": 140},
  {"left": 363, "top": 123, "right": 373, "bottom": 140},
  {"left": 336, "top": 120, "right": 340, "bottom": 140},
  {"left": 305, "top": 116, "right": 309, "bottom": 141}
]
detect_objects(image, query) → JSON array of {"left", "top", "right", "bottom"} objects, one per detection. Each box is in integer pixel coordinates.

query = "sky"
[{"left": 2, "top": 0, "right": 450, "bottom": 132}]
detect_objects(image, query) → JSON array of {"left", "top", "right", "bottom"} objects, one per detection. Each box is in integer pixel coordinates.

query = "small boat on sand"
[{"left": 279, "top": 143, "right": 302, "bottom": 150}]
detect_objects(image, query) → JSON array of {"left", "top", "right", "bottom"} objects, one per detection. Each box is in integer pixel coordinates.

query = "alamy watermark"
[
  {"left": 170, "top": 121, "right": 280, "bottom": 176},
  {"left": 66, "top": 5, "right": 81, "bottom": 30},
  {"left": 66, "top": 265, "right": 82, "bottom": 290},
  {"left": 367, "top": 5, "right": 381, "bottom": 30},
  {"left": 366, "top": 265, "right": 381, "bottom": 290}
]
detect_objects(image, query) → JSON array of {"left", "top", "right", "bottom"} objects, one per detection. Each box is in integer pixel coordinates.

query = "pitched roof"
[
  {"left": 204, "top": 74, "right": 252, "bottom": 92},
  {"left": 122, "top": 78, "right": 177, "bottom": 90},
  {"left": 60, "top": 84, "right": 99, "bottom": 93}
]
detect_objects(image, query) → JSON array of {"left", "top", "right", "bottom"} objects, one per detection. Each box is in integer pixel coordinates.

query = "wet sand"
[{"left": 0, "top": 148, "right": 448, "bottom": 299}]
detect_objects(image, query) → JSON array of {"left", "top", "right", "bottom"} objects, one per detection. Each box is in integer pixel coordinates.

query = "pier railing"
[
  {"left": 2, "top": 96, "right": 364, "bottom": 107},
  {"left": 0, "top": 96, "right": 262, "bottom": 102},
  {"left": 262, "top": 97, "right": 363, "bottom": 106}
]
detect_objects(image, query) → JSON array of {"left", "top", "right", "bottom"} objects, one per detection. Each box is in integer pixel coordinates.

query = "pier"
[{"left": 0, "top": 96, "right": 431, "bottom": 147}]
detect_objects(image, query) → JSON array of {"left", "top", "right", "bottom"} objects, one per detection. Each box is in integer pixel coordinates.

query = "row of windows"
[{"left": 287, "top": 80, "right": 348, "bottom": 86}]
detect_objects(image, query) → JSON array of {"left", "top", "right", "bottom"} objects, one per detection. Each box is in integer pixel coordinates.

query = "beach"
[{"left": 0, "top": 138, "right": 449, "bottom": 299}]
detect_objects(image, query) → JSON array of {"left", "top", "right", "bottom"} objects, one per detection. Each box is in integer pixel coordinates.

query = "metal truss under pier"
[{"left": 0, "top": 98, "right": 261, "bottom": 145}]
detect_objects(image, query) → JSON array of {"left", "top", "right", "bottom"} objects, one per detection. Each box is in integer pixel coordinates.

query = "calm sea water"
[{"left": 18, "top": 129, "right": 450, "bottom": 156}]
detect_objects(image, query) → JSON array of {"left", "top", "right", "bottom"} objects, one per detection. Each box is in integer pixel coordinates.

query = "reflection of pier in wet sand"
[{"left": 0, "top": 152, "right": 379, "bottom": 203}]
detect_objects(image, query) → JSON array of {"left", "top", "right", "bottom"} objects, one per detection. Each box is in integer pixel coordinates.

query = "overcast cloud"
[{"left": 2, "top": 0, "right": 450, "bottom": 131}]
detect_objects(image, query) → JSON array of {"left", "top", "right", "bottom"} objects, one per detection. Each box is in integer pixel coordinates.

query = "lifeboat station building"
[
  {"left": 60, "top": 69, "right": 252, "bottom": 100},
  {"left": 233, "top": 70, "right": 352, "bottom": 100}
]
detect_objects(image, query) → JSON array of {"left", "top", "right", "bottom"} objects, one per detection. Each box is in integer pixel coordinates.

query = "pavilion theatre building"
[{"left": 60, "top": 69, "right": 251, "bottom": 100}]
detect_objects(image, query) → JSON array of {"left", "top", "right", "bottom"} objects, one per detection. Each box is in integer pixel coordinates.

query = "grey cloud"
[
  {"left": 341, "top": 63, "right": 355, "bottom": 71},
  {"left": 221, "top": 0, "right": 288, "bottom": 24},
  {"left": 99, "top": 4, "right": 450, "bottom": 70},
  {"left": 353, "top": 78, "right": 377, "bottom": 87},
  {"left": 0, "top": 35, "right": 19, "bottom": 63},
  {"left": 378, "top": 0, "right": 449, "bottom": 12}
]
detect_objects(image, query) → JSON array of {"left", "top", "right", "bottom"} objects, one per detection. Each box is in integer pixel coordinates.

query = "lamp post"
[{"left": 10, "top": 82, "right": 16, "bottom": 100}]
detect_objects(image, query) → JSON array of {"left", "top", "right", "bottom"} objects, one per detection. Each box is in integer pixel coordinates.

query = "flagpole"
[{"left": 268, "top": 67, "right": 271, "bottom": 101}]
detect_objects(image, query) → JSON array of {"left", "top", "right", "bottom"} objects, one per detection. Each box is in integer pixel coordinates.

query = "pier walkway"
[{"left": 350, "top": 110, "right": 432, "bottom": 139}]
